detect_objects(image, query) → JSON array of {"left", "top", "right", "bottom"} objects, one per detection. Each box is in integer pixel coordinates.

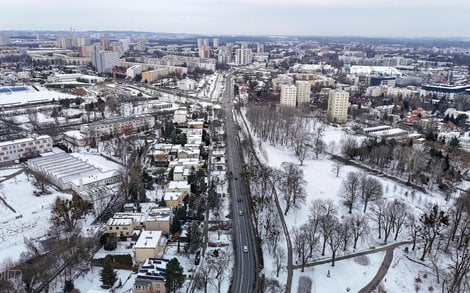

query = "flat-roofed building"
[
  {"left": 134, "top": 231, "right": 166, "bottom": 263},
  {"left": 0, "top": 135, "right": 52, "bottom": 163}
]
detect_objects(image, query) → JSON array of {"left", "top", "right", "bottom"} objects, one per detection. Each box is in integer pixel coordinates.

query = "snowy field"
[
  {"left": 0, "top": 171, "right": 72, "bottom": 264},
  {"left": 292, "top": 252, "right": 385, "bottom": 293},
  {"left": 259, "top": 137, "right": 448, "bottom": 252},
  {"left": 382, "top": 248, "right": 437, "bottom": 293}
]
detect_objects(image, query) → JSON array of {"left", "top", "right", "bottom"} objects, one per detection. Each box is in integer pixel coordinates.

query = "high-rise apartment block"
[
  {"left": 199, "top": 45, "right": 210, "bottom": 59},
  {"left": 327, "top": 90, "right": 350, "bottom": 123},
  {"left": 91, "top": 51, "right": 119, "bottom": 73},
  {"left": 213, "top": 38, "right": 219, "bottom": 48},
  {"left": 295, "top": 80, "right": 311, "bottom": 105},
  {"left": 235, "top": 48, "right": 252, "bottom": 65},
  {"left": 280, "top": 84, "right": 297, "bottom": 107}
]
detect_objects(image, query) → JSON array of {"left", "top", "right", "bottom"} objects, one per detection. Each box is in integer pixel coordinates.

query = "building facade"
[
  {"left": 295, "top": 80, "right": 311, "bottom": 105},
  {"left": 0, "top": 135, "right": 52, "bottom": 163},
  {"left": 280, "top": 84, "right": 297, "bottom": 107},
  {"left": 327, "top": 90, "right": 350, "bottom": 123},
  {"left": 90, "top": 51, "right": 119, "bottom": 73}
]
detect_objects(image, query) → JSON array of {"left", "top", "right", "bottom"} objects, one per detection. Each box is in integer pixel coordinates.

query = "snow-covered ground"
[
  {"left": 236, "top": 108, "right": 453, "bottom": 292},
  {"left": 0, "top": 171, "right": 72, "bottom": 264},
  {"left": 382, "top": 248, "right": 437, "bottom": 293},
  {"left": 74, "top": 267, "right": 136, "bottom": 293},
  {"left": 292, "top": 252, "right": 385, "bottom": 293},
  {"left": 261, "top": 141, "right": 447, "bottom": 241}
]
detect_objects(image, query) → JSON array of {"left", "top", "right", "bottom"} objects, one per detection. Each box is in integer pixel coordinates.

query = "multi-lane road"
[{"left": 222, "top": 73, "right": 258, "bottom": 293}]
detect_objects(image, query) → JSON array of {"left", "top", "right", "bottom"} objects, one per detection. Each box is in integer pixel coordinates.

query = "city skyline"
[{"left": 1, "top": 0, "right": 469, "bottom": 38}]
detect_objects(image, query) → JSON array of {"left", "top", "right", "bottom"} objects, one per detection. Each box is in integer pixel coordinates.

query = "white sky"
[{"left": 0, "top": 0, "right": 469, "bottom": 37}]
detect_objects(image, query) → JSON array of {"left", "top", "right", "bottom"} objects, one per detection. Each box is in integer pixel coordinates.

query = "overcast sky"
[{"left": 0, "top": 0, "right": 469, "bottom": 37}]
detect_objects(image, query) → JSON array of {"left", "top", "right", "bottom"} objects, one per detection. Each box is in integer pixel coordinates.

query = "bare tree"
[
  {"left": 360, "top": 176, "right": 383, "bottom": 213},
  {"left": 442, "top": 242, "right": 470, "bottom": 293},
  {"left": 279, "top": 162, "right": 306, "bottom": 215},
  {"left": 391, "top": 201, "right": 408, "bottom": 241},
  {"left": 418, "top": 205, "right": 449, "bottom": 260},
  {"left": 314, "top": 199, "right": 337, "bottom": 256},
  {"left": 50, "top": 195, "right": 91, "bottom": 237},
  {"left": 428, "top": 157, "right": 444, "bottom": 191},
  {"left": 331, "top": 162, "right": 342, "bottom": 177},
  {"left": 350, "top": 215, "right": 369, "bottom": 249},
  {"left": 274, "top": 246, "right": 286, "bottom": 277},
  {"left": 312, "top": 123, "right": 326, "bottom": 159},
  {"left": 327, "top": 219, "right": 342, "bottom": 266},
  {"left": 371, "top": 200, "right": 387, "bottom": 240},
  {"left": 293, "top": 227, "right": 310, "bottom": 272},
  {"left": 339, "top": 172, "right": 361, "bottom": 213}
]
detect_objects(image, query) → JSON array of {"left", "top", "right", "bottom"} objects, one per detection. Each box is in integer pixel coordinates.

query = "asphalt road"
[{"left": 222, "top": 74, "right": 257, "bottom": 293}]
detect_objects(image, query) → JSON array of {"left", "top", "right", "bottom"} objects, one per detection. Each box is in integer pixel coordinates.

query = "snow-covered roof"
[
  {"left": 0, "top": 135, "right": 51, "bottom": 148},
  {"left": 135, "top": 230, "right": 163, "bottom": 249}
]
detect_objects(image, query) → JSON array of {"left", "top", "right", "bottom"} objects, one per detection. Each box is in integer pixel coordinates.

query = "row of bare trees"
[
  {"left": 246, "top": 104, "right": 326, "bottom": 165},
  {"left": 340, "top": 136, "right": 461, "bottom": 193}
]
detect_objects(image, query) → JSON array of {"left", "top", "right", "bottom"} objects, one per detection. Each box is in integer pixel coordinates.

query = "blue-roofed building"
[{"left": 134, "top": 258, "right": 170, "bottom": 293}]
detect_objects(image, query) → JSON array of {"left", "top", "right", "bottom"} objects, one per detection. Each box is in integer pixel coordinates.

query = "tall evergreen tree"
[
  {"left": 165, "top": 258, "right": 185, "bottom": 293},
  {"left": 100, "top": 261, "right": 117, "bottom": 288}
]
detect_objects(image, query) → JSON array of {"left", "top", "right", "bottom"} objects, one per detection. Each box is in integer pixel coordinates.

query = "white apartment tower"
[
  {"left": 197, "top": 38, "right": 203, "bottom": 48},
  {"left": 295, "top": 80, "right": 311, "bottom": 105},
  {"left": 135, "top": 38, "right": 147, "bottom": 51},
  {"left": 327, "top": 90, "right": 350, "bottom": 123},
  {"left": 235, "top": 48, "right": 253, "bottom": 65},
  {"left": 213, "top": 38, "right": 219, "bottom": 48},
  {"left": 280, "top": 85, "right": 297, "bottom": 107},
  {"left": 91, "top": 51, "right": 119, "bottom": 73}
]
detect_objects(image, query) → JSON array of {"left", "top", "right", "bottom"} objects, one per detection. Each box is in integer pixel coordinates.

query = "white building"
[
  {"left": 327, "top": 90, "right": 350, "bottom": 123},
  {"left": 280, "top": 84, "right": 297, "bottom": 107},
  {"left": 177, "top": 79, "right": 197, "bottom": 91},
  {"left": 119, "top": 38, "right": 130, "bottom": 52},
  {"left": 295, "top": 80, "right": 311, "bottom": 105},
  {"left": 173, "top": 110, "right": 188, "bottom": 125},
  {"left": 0, "top": 135, "right": 52, "bottom": 163},
  {"left": 235, "top": 48, "right": 253, "bottom": 66},
  {"left": 90, "top": 51, "right": 119, "bottom": 73},
  {"left": 213, "top": 38, "right": 219, "bottom": 48},
  {"left": 27, "top": 153, "right": 122, "bottom": 192},
  {"left": 126, "top": 64, "right": 143, "bottom": 79}
]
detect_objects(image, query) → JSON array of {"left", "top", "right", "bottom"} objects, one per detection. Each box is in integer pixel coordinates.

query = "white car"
[{"left": 242, "top": 246, "right": 248, "bottom": 253}]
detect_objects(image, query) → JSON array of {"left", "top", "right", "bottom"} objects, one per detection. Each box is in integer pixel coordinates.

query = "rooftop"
[{"left": 135, "top": 230, "right": 163, "bottom": 249}]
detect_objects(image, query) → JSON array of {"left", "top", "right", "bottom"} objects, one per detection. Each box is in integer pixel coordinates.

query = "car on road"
[
  {"left": 242, "top": 246, "right": 248, "bottom": 253},
  {"left": 239, "top": 210, "right": 243, "bottom": 216},
  {"left": 237, "top": 197, "right": 242, "bottom": 202}
]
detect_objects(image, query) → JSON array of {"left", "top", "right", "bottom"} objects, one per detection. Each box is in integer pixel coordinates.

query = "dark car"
[{"left": 237, "top": 197, "right": 242, "bottom": 202}]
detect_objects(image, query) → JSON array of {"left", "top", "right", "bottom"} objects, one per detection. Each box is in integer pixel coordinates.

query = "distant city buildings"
[
  {"left": 136, "top": 38, "right": 147, "bottom": 51},
  {"left": 90, "top": 51, "right": 119, "bottom": 73},
  {"left": 327, "top": 90, "right": 350, "bottom": 123},
  {"left": 199, "top": 45, "right": 210, "bottom": 59},
  {"left": 0, "top": 33, "right": 10, "bottom": 46},
  {"left": 213, "top": 38, "right": 219, "bottom": 48}
]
